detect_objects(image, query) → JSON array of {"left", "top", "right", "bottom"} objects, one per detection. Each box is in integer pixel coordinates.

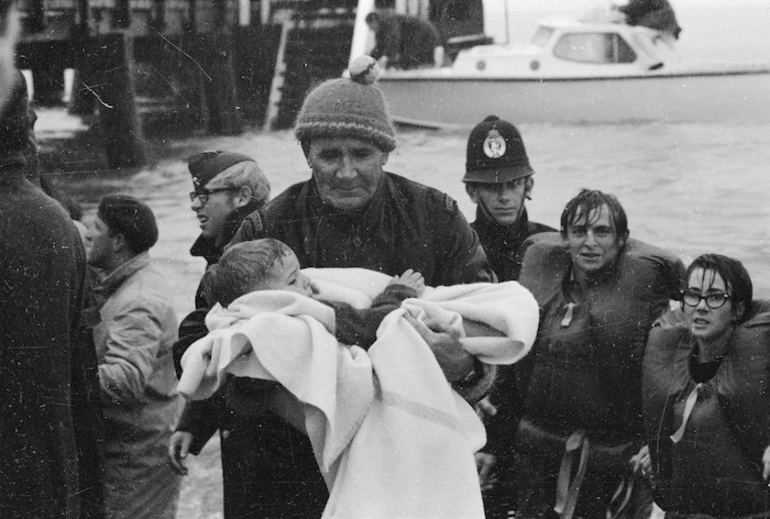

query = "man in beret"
[
  {"left": 168, "top": 151, "right": 271, "bottom": 519},
  {"left": 226, "top": 56, "right": 494, "bottom": 517},
  {"left": 85, "top": 195, "right": 182, "bottom": 519}
]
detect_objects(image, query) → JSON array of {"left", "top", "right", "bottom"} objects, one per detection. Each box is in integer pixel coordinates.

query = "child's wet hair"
[{"left": 203, "top": 238, "right": 294, "bottom": 307}]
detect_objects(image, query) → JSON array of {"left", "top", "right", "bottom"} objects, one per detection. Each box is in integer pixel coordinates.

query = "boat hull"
[{"left": 376, "top": 69, "right": 770, "bottom": 127}]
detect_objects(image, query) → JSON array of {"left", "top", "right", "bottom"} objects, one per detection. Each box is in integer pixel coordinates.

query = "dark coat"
[
  {"left": 174, "top": 199, "right": 289, "bottom": 519},
  {"left": 0, "top": 168, "right": 87, "bottom": 519},
  {"left": 370, "top": 13, "right": 441, "bottom": 68},
  {"left": 619, "top": 0, "right": 682, "bottom": 39},
  {"left": 471, "top": 207, "right": 555, "bottom": 282},
  {"left": 232, "top": 172, "right": 492, "bottom": 287}
]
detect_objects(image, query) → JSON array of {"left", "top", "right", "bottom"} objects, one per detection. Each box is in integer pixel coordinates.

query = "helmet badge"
[{"left": 483, "top": 129, "right": 506, "bottom": 159}]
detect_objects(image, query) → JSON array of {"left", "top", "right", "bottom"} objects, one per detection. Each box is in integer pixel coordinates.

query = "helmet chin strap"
[{"left": 478, "top": 189, "right": 527, "bottom": 226}]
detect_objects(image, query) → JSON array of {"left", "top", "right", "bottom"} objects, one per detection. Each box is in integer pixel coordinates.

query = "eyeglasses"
[
  {"left": 681, "top": 289, "right": 731, "bottom": 309},
  {"left": 189, "top": 187, "right": 235, "bottom": 204}
]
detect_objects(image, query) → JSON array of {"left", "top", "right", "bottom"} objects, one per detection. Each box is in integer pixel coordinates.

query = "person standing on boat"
[
  {"left": 366, "top": 11, "right": 444, "bottom": 69},
  {"left": 616, "top": 0, "right": 681, "bottom": 40},
  {"left": 512, "top": 189, "right": 685, "bottom": 518},
  {"left": 614, "top": 0, "right": 681, "bottom": 69},
  {"left": 463, "top": 115, "right": 555, "bottom": 518}
]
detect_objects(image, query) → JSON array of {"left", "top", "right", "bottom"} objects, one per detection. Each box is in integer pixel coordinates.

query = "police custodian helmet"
[{"left": 463, "top": 115, "right": 534, "bottom": 184}]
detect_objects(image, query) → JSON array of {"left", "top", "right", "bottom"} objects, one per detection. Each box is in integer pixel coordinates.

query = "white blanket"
[{"left": 179, "top": 268, "right": 538, "bottom": 519}]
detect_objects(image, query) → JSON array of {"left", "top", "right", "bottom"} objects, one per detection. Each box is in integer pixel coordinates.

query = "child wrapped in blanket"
[
  {"left": 191, "top": 237, "right": 496, "bottom": 409},
  {"left": 204, "top": 238, "right": 427, "bottom": 354},
  {"left": 178, "top": 238, "right": 539, "bottom": 519}
]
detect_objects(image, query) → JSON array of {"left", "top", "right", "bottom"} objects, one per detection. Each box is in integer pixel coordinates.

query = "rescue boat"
[{"left": 359, "top": 14, "right": 770, "bottom": 127}]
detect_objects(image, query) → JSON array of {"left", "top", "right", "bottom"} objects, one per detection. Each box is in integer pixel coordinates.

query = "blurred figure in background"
[
  {"left": 86, "top": 195, "right": 182, "bottom": 519},
  {"left": 0, "top": 48, "right": 89, "bottom": 518},
  {"left": 366, "top": 11, "right": 444, "bottom": 69},
  {"left": 613, "top": 0, "right": 682, "bottom": 69},
  {"left": 0, "top": 0, "right": 20, "bottom": 108}
]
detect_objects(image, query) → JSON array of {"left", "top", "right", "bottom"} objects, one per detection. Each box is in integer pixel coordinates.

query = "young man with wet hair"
[{"left": 505, "top": 188, "right": 684, "bottom": 518}]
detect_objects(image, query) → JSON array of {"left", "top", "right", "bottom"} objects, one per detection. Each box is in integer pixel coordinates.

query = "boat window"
[
  {"left": 553, "top": 33, "right": 637, "bottom": 64},
  {"left": 531, "top": 26, "right": 554, "bottom": 48}
]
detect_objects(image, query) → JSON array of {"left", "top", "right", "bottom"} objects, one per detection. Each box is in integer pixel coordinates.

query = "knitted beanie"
[
  {"left": 295, "top": 56, "right": 396, "bottom": 152},
  {"left": 188, "top": 150, "right": 256, "bottom": 190}
]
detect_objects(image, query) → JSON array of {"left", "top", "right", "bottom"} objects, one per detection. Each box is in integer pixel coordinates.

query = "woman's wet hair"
[
  {"left": 203, "top": 238, "right": 293, "bottom": 307},
  {"left": 560, "top": 189, "right": 629, "bottom": 239},
  {"left": 686, "top": 253, "right": 753, "bottom": 322}
]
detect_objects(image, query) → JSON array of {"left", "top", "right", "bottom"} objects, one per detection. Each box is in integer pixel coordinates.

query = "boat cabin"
[{"left": 450, "top": 17, "right": 675, "bottom": 78}]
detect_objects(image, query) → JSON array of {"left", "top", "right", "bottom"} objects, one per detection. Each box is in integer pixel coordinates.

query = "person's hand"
[
  {"left": 389, "top": 268, "right": 425, "bottom": 296},
  {"left": 168, "top": 431, "right": 193, "bottom": 476},
  {"left": 763, "top": 445, "right": 770, "bottom": 480},
  {"left": 475, "top": 452, "right": 498, "bottom": 491},
  {"left": 630, "top": 444, "right": 652, "bottom": 478},
  {"left": 403, "top": 314, "right": 474, "bottom": 382},
  {"left": 475, "top": 396, "right": 498, "bottom": 420}
]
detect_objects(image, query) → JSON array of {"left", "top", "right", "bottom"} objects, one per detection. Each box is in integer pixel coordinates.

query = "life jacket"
[
  {"left": 517, "top": 233, "right": 684, "bottom": 439},
  {"left": 642, "top": 301, "right": 770, "bottom": 516}
]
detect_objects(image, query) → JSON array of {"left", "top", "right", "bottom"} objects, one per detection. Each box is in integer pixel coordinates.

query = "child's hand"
[{"left": 390, "top": 268, "right": 425, "bottom": 296}]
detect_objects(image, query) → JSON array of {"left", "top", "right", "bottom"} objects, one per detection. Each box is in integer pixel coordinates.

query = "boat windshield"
[
  {"left": 531, "top": 26, "right": 554, "bottom": 48},
  {"left": 553, "top": 32, "right": 636, "bottom": 64}
]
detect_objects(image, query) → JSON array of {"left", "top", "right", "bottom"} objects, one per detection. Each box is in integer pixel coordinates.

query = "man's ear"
[
  {"left": 380, "top": 152, "right": 389, "bottom": 166},
  {"left": 524, "top": 177, "right": 534, "bottom": 199},
  {"left": 617, "top": 230, "right": 630, "bottom": 249},
  {"left": 111, "top": 232, "right": 128, "bottom": 253},
  {"left": 734, "top": 301, "right": 747, "bottom": 323},
  {"left": 232, "top": 185, "right": 253, "bottom": 208},
  {"left": 465, "top": 183, "right": 480, "bottom": 204}
]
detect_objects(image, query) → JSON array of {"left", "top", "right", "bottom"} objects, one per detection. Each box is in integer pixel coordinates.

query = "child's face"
[{"left": 260, "top": 251, "right": 313, "bottom": 297}]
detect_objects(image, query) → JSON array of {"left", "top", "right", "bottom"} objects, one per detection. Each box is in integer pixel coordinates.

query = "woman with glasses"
[{"left": 643, "top": 253, "right": 770, "bottom": 518}]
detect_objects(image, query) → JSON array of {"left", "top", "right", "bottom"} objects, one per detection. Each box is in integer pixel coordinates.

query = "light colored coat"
[{"left": 93, "top": 252, "right": 182, "bottom": 519}]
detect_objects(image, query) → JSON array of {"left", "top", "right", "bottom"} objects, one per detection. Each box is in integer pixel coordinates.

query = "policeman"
[
  {"left": 464, "top": 115, "right": 554, "bottom": 519},
  {"left": 463, "top": 115, "right": 554, "bottom": 282}
]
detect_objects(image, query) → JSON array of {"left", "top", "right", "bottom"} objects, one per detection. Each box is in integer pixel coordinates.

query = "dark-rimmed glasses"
[
  {"left": 189, "top": 187, "right": 235, "bottom": 204},
  {"left": 681, "top": 289, "right": 731, "bottom": 309}
]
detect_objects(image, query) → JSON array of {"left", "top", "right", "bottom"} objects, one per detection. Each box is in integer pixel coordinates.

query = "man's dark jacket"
[
  {"left": 471, "top": 207, "right": 555, "bottom": 282},
  {"left": 0, "top": 166, "right": 87, "bottom": 519},
  {"left": 172, "top": 199, "right": 279, "bottom": 519}
]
